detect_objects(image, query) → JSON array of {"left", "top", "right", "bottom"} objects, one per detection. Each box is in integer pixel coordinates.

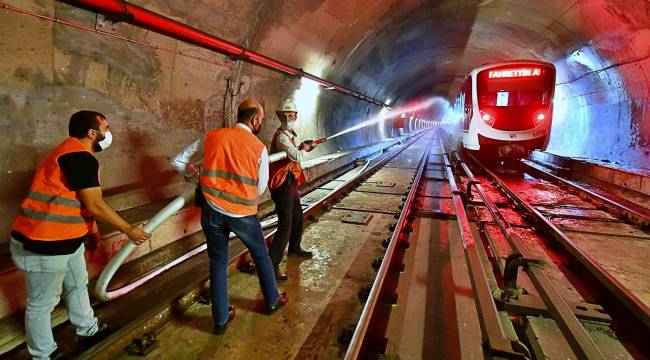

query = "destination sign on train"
[{"left": 488, "top": 68, "right": 542, "bottom": 78}]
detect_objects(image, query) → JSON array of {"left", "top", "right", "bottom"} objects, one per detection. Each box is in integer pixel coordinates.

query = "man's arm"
[
  {"left": 258, "top": 147, "right": 269, "bottom": 195},
  {"left": 78, "top": 187, "right": 150, "bottom": 244},
  {"left": 170, "top": 137, "right": 203, "bottom": 178},
  {"left": 275, "top": 131, "right": 308, "bottom": 163}
]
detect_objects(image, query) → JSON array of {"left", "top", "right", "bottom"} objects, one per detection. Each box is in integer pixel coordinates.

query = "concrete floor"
[{"left": 112, "top": 140, "right": 430, "bottom": 359}]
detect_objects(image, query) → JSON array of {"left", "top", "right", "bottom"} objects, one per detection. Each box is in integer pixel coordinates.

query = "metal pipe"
[{"left": 64, "top": 0, "right": 387, "bottom": 107}]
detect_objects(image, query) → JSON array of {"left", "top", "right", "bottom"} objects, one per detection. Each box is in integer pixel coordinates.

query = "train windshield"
[{"left": 477, "top": 65, "right": 554, "bottom": 107}]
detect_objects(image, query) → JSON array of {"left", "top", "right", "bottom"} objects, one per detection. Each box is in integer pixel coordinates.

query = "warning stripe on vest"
[
  {"left": 19, "top": 208, "right": 87, "bottom": 224},
  {"left": 201, "top": 169, "right": 258, "bottom": 186},
  {"left": 27, "top": 191, "right": 82, "bottom": 208},
  {"left": 200, "top": 183, "right": 257, "bottom": 206}
]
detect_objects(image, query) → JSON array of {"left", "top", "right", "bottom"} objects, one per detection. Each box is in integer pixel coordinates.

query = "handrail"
[{"left": 95, "top": 136, "right": 415, "bottom": 301}]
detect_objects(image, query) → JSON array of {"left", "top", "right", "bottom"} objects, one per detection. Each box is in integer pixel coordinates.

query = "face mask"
[
  {"left": 287, "top": 120, "right": 296, "bottom": 129},
  {"left": 93, "top": 130, "right": 113, "bottom": 152}
]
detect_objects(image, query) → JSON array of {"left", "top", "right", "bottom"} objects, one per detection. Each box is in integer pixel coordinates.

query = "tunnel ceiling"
[{"left": 245, "top": 0, "right": 648, "bottom": 107}]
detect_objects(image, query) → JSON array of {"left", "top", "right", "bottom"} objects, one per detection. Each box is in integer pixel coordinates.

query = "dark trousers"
[
  {"left": 200, "top": 205, "right": 279, "bottom": 325},
  {"left": 269, "top": 174, "right": 304, "bottom": 269}
]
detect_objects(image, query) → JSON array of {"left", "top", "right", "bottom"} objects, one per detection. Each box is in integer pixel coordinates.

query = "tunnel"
[{"left": 1, "top": 0, "right": 649, "bottom": 359}]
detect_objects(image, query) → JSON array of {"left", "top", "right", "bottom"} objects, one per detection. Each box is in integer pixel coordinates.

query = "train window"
[
  {"left": 496, "top": 91, "right": 509, "bottom": 106},
  {"left": 477, "top": 66, "right": 554, "bottom": 108}
]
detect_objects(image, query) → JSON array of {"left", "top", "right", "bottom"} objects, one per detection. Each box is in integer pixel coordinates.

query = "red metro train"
[{"left": 449, "top": 60, "right": 556, "bottom": 158}]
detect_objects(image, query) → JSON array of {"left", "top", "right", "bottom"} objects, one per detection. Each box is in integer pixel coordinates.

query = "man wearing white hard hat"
[{"left": 267, "top": 99, "right": 323, "bottom": 281}]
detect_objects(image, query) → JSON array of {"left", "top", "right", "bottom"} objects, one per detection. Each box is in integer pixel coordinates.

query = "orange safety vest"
[
  {"left": 200, "top": 126, "right": 265, "bottom": 216},
  {"left": 269, "top": 128, "right": 305, "bottom": 191},
  {"left": 12, "top": 137, "right": 95, "bottom": 241}
]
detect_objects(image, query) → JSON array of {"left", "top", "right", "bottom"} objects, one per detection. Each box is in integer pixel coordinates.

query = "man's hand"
[
  {"left": 300, "top": 140, "right": 318, "bottom": 152},
  {"left": 185, "top": 163, "right": 200, "bottom": 178},
  {"left": 125, "top": 224, "right": 151, "bottom": 245}
]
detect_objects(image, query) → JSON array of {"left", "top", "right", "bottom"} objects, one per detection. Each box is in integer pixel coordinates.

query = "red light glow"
[
  {"left": 480, "top": 111, "right": 495, "bottom": 126},
  {"left": 488, "top": 68, "right": 542, "bottom": 79}
]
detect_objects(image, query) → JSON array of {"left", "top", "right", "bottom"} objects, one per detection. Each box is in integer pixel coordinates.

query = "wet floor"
[{"left": 114, "top": 135, "right": 433, "bottom": 359}]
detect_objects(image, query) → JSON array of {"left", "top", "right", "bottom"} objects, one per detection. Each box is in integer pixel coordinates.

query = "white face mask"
[
  {"left": 95, "top": 130, "right": 113, "bottom": 151},
  {"left": 287, "top": 120, "right": 296, "bottom": 129}
]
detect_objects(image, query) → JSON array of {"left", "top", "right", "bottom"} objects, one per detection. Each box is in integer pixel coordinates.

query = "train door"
[{"left": 462, "top": 76, "right": 473, "bottom": 131}]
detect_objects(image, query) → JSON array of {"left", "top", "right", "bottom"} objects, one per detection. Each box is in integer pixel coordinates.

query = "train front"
[{"left": 472, "top": 61, "right": 556, "bottom": 158}]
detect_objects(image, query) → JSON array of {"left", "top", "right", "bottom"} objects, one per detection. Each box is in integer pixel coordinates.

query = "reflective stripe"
[
  {"left": 27, "top": 191, "right": 82, "bottom": 208},
  {"left": 19, "top": 208, "right": 87, "bottom": 224},
  {"left": 200, "top": 184, "right": 257, "bottom": 206},
  {"left": 201, "top": 169, "right": 258, "bottom": 186}
]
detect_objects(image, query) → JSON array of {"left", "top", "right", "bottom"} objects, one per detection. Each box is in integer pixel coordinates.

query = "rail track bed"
[{"left": 6, "top": 130, "right": 648, "bottom": 359}]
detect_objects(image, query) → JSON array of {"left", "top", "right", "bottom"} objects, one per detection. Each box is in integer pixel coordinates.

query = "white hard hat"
[{"left": 278, "top": 99, "right": 297, "bottom": 113}]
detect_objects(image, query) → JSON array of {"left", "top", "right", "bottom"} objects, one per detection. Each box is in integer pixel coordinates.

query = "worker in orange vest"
[
  {"left": 10, "top": 110, "right": 151, "bottom": 359},
  {"left": 171, "top": 99, "right": 288, "bottom": 335},
  {"left": 267, "top": 99, "right": 323, "bottom": 281}
]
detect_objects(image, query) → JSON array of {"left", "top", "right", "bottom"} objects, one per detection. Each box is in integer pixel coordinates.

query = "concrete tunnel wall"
[{"left": 1, "top": 0, "right": 649, "bottom": 245}]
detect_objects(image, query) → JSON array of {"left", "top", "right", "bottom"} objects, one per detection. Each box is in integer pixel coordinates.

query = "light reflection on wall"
[
  {"left": 547, "top": 45, "right": 635, "bottom": 163},
  {"left": 292, "top": 77, "right": 321, "bottom": 134},
  {"left": 377, "top": 107, "right": 389, "bottom": 139}
]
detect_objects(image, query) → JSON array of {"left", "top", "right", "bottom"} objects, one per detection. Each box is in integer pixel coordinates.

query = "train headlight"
[
  {"left": 534, "top": 113, "right": 545, "bottom": 126},
  {"left": 480, "top": 110, "right": 495, "bottom": 126}
]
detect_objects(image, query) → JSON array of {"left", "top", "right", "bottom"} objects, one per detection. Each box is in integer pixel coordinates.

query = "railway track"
[
  {"left": 6, "top": 131, "right": 433, "bottom": 359},
  {"left": 345, "top": 139, "right": 648, "bottom": 359},
  {"left": 6, "top": 130, "right": 648, "bottom": 359}
]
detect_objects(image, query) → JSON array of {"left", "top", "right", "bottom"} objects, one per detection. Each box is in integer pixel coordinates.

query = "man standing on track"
[
  {"left": 10, "top": 110, "right": 151, "bottom": 359},
  {"left": 267, "top": 99, "right": 322, "bottom": 280},
  {"left": 171, "top": 99, "right": 288, "bottom": 335}
]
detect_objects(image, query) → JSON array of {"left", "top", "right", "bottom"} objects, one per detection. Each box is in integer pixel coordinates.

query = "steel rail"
[
  {"left": 442, "top": 144, "right": 530, "bottom": 359},
  {"left": 468, "top": 153, "right": 650, "bottom": 332},
  {"left": 345, "top": 134, "right": 435, "bottom": 359},
  {"left": 520, "top": 159, "right": 649, "bottom": 227},
  {"left": 79, "top": 133, "right": 426, "bottom": 359},
  {"left": 459, "top": 153, "right": 606, "bottom": 360},
  {"left": 94, "top": 134, "right": 421, "bottom": 300}
]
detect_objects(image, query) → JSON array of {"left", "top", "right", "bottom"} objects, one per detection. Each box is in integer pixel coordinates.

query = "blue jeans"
[
  {"left": 200, "top": 205, "right": 280, "bottom": 326},
  {"left": 10, "top": 238, "right": 99, "bottom": 360}
]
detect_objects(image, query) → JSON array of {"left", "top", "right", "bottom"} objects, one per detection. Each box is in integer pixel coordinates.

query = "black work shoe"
[
  {"left": 238, "top": 260, "right": 256, "bottom": 274},
  {"left": 79, "top": 322, "right": 110, "bottom": 348},
  {"left": 213, "top": 306, "right": 236, "bottom": 335},
  {"left": 266, "top": 292, "right": 289, "bottom": 315},
  {"left": 288, "top": 248, "right": 313, "bottom": 258},
  {"left": 274, "top": 268, "right": 288, "bottom": 282},
  {"left": 49, "top": 348, "right": 67, "bottom": 360}
]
